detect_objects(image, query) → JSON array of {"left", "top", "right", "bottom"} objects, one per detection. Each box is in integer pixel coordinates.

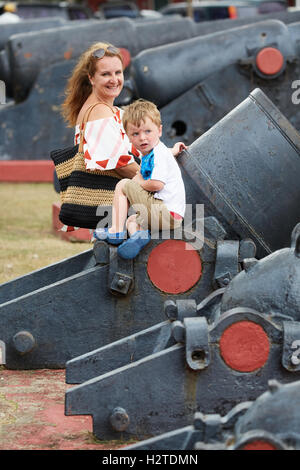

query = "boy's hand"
[{"left": 172, "top": 142, "right": 187, "bottom": 157}]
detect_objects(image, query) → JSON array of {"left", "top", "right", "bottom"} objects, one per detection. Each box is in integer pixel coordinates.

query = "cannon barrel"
[
  {"left": 159, "top": 21, "right": 300, "bottom": 148},
  {"left": 180, "top": 88, "right": 300, "bottom": 256},
  {"left": 193, "top": 9, "right": 300, "bottom": 36},
  {"left": 0, "top": 17, "right": 67, "bottom": 51},
  {"left": 131, "top": 19, "right": 296, "bottom": 108}
]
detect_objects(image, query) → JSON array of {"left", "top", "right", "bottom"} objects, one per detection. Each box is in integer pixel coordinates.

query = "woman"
[
  {"left": 59, "top": 42, "right": 184, "bottom": 231},
  {"left": 61, "top": 41, "right": 140, "bottom": 180}
]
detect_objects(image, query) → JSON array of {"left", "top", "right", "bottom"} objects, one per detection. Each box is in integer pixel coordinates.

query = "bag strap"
[{"left": 78, "top": 101, "right": 116, "bottom": 153}]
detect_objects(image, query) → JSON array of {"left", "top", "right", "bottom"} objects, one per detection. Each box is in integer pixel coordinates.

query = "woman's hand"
[
  {"left": 171, "top": 142, "right": 187, "bottom": 157},
  {"left": 133, "top": 170, "right": 164, "bottom": 192},
  {"left": 132, "top": 170, "right": 144, "bottom": 183}
]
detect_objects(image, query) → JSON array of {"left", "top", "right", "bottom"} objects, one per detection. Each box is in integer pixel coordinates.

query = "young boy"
[{"left": 94, "top": 99, "right": 186, "bottom": 259}]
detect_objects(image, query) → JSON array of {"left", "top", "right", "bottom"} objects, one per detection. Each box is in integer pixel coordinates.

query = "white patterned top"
[{"left": 74, "top": 107, "right": 139, "bottom": 171}]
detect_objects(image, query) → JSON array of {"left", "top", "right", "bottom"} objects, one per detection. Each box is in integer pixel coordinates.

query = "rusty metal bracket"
[
  {"left": 164, "top": 299, "right": 197, "bottom": 321},
  {"left": 213, "top": 240, "right": 240, "bottom": 288},
  {"left": 108, "top": 247, "right": 134, "bottom": 295},
  {"left": 184, "top": 317, "right": 210, "bottom": 370}
]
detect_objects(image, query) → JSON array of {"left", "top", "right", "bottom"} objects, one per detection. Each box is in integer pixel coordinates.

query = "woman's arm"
[{"left": 115, "top": 161, "right": 140, "bottom": 179}]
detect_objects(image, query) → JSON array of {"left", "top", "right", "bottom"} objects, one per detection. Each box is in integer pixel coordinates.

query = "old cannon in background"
[
  {"left": 0, "top": 15, "right": 198, "bottom": 103},
  {"left": 2, "top": 15, "right": 300, "bottom": 159},
  {"left": 64, "top": 223, "right": 300, "bottom": 441},
  {"left": 0, "top": 17, "right": 96, "bottom": 97},
  {"left": 0, "top": 17, "right": 67, "bottom": 51},
  {"left": 159, "top": 18, "right": 300, "bottom": 146},
  {"left": 181, "top": 8, "right": 300, "bottom": 36},
  {"left": 124, "top": 379, "right": 300, "bottom": 450},
  {"left": 130, "top": 19, "right": 297, "bottom": 108},
  {"left": 4, "top": 8, "right": 300, "bottom": 103},
  {"left": 1, "top": 88, "right": 299, "bottom": 370},
  {"left": 129, "top": 18, "right": 300, "bottom": 147}
]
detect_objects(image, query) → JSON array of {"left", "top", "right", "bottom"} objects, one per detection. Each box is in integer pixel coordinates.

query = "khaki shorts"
[{"left": 123, "top": 180, "right": 183, "bottom": 231}]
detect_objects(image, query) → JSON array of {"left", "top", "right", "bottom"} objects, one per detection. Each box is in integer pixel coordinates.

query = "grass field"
[{"left": 0, "top": 183, "right": 90, "bottom": 285}]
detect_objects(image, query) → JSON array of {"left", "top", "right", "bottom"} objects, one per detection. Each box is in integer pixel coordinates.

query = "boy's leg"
[
  {"left": 122, "top": 180, "right": 152, "bottom": 231},
  {"left": 126, "top": 214, "right": 148, "bottom": 236},
  {"left": 109, "top": 179, "right": 130, "bottom": 234}
]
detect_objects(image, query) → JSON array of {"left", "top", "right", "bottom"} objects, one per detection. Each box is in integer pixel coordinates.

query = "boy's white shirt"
[{"left": 148, "top": 140, "right": 186, "bottom": 217}]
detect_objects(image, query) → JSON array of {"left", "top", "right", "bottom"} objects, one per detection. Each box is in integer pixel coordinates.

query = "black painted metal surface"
[{"left": 125, "top": 379, "right": 300, "bottom": 450}]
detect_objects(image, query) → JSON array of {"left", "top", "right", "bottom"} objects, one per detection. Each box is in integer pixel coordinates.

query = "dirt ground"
[{"left": 0, "top": 367, "right": 125, "bottom": 451}]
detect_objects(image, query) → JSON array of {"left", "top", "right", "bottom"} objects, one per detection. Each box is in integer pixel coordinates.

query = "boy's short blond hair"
[{"left": 122, "top": 99, "right": 161, "bottom": 132}]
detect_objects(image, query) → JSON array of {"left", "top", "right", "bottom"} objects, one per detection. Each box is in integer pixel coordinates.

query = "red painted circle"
[
  {"left": 147, "top": 240, "right": 202, "bottom": 294},
  {"left": 256, "top": 47, "right": 284, "bottom": 75},
  {"left": 242, "top": 440, "right": 276, "bottom": 450},
  {"left": 219, "top": 321, "right": 269, "bottom": 372}
]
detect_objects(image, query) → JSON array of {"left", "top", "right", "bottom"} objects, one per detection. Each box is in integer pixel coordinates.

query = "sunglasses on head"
[{"left": 92, "top": 45, "right": 120, "bottom": 59}]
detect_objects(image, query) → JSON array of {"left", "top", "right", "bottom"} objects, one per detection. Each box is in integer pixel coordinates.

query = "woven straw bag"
[{"left": 51, "top": 103, "right": 121, "bottom": 229}]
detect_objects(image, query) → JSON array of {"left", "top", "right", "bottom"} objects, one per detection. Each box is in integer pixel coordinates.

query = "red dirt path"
[{"left": 0, "top": 368, "right": 124, "bottom": 450}]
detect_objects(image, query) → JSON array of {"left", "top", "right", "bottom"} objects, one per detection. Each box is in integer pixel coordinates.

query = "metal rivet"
[
  {"left": 117, "top": 279, "right": 125, "bottom": 288},
  {"left": 110, "top": 407, "right": 130, "bottom": 432},
  {"left": 12, "top": 331, "right": 36, "bottom": 355}
]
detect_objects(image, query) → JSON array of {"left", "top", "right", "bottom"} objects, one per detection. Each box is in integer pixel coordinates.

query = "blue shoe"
[
  {"left": 117, "top": 230, "right": 151, "bottom": 259},
  {"left": 93, "top": 228, "right": 126, "bottom": 245}
]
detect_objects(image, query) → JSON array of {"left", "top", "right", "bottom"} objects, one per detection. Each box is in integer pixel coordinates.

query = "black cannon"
[
  {"left": 0, "top": 18, "right": 95, "bottom": 98},
  {"left": 192, "top": 9, "right": 300, "bottom": 36},
  {"left": 125, "top": 379, "right": 300, "bottom": 450},
  {"left": 179, "top": 88, "right": 300, "bottom": 257},
  {"left": 130, "top": 19, "right": 296, "bottom": 109},
  {"left": 0, "top": 17, "right": 67, "bottom": 51},
  {"left": 160, "top": 22, "right": 300, "bottom": 147},
  {"left": 0, "top": 88, "right": 299, "bottom": 370},
  {"left": 129, "top": 18, "right": 300, "bottom": 148},
  {"left": 64, "top": 224, "right": 300, "bottom": 441}
]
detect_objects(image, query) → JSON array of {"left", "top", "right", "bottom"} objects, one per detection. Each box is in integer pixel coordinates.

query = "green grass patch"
[{"left": 0, "top": 183, "right": 90, "bottom": 285}]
